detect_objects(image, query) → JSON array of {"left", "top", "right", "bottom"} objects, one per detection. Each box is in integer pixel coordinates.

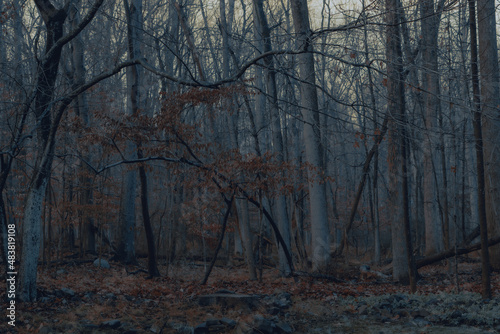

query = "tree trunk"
[
  {"left": 0, "top": 0, "right": 5, "bottom": 75},
  {"left": 19, "top": 0, "right": 68, "bottom": 302},
  {"left": 69, "top": 3, "right": 95, "bottom": 255},
  {"left": 115, "top": 166, "right": 137, "bottom": 264},
  {"left": 477, "top": 0, "right": 500, "bottom": 271},
  {"left": 138, "top": 157, "right": 160, "bottom": 277},
  {"left": 361, "top": 2, "right": 381, "bottom": 265},
  {"left": 18, "top": 0, "right": 124, "bottom": 300},
  {"left": 20, "top": 177, "right": 48, "bottom": 301},
  {"left": 290, "top": 0, "right": 330, "bottom": 271},
  {"left": 117, "top": 0, "right": 159, "bottom": 275},
  {"left": 220, "top": 0, "right": 257, "bottom": 280},
  {"left": 0, "top": 2, "right": 10, "bottom": 271},
  {"left": 253, "top": 0, "right": 291, "bottom": 276},
  {"left": 386, "top": 0, "right": 414, "bottom": 284},
  {"left": 421, "top": 0, "right": 444, "bottom": 256},
  {"left": 468, "top": 0, "right": 491, "bottom": 299}
]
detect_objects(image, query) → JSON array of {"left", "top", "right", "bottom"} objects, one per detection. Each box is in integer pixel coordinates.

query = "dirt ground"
[{"left": 3, "top": 256, "right": 500, "bottom": 333}]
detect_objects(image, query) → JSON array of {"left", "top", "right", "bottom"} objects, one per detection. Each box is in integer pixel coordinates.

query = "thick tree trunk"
[
  {"left": 469, "top": 0, "right": 492, "bottom": 299},
  {"left": 253, "top": 0, "right": 291, "bottom": 276},
  {"left": 115, "top": 0, "right": 159, "bottom": 272},
  {"left": 19, "top": 0, "right": 68, "bottom": 302},
  {"left": 421, "top": 0, "right": 444, "bottom": 256},
  {"left": 385, "top": 0, "right": 416, "bottom": 286},
  {"left": 290, "top": 0, "right": 330, "bottom": 271},
  {"left": 220, "top": 0, "right": 257, "bottom": 280},
  {"left": 477, "top": 0, "right": 500, "bottom": 271},
  {"left": 19, "top": 177, "right": 48, "bottom": 301},
  {"left": 17, "top": 0, "right": 123, "bottom": 300},
  {"left": 115, "top": 167, "right": 137, "bottom": 264}
]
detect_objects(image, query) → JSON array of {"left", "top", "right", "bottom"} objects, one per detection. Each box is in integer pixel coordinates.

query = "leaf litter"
[{"left": 4, "top": 257, "right": 500, "bottom": 333}]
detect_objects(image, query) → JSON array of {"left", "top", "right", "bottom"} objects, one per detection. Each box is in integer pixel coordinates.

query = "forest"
[{"left": 1, "top": 0, "right": 500, "bottom": 332}]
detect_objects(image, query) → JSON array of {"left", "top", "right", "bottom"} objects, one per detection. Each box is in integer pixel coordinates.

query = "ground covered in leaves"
[{"left": 4, "top": 256, "right": 500, "bottom": 333}]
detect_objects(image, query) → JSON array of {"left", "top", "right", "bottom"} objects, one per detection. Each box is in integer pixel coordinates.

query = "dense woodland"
[{"left": 0, "top": 0, "right": 500, "bottom": 308}]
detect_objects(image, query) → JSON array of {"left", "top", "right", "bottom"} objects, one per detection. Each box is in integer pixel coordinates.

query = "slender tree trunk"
[
  {"left": 361, "top": 2, "right": 381, "bottom": 265},
  {"left": 138, "top": 157, "right": 160, "bottom": 277},
  {"left": 69, "top": 3, "right": 95, "bottom": 255},
  {"left": 175, "top": 2, "right": 205, "bottom": 81},
  {"left": 438, "top": 106, "right": 450, "bottom": 253},
  {"left": 199, "top": 0, "right": 221, "bottom": 79},
  {"left": 201, "top": 195, "right": 234, "bottom": 285},
  {"left": 237, "top": 199, "right": 256, "bottom": 279}
]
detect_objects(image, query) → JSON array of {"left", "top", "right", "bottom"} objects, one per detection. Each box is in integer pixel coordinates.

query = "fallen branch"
[
  {"left": 380, "top": 236, "right": 500, "bottom": 275},
  {"left": 416, "top": 235, "right": 500, "bottom": 269}
]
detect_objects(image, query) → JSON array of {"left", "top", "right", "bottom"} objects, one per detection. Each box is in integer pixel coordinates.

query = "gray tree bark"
[
  {"left": 252, "top": 0, "right": 291, "bottom": 276},
  {"left": 469, "top": 0, "right": 492, "bottom": 298},
  {"left": 221, "top": 0, "right": 257, "bottom": 279},
  {"left": 18, "top": 0, "right": 125, "bottom": 301},
  {"left": 114, "top": 0, "right": 146, "bottom": 266},
  {"left": 19, "top": 0, "right": 69, "bottom": 302},
  {"left": 290, "top": 0, "right": 330, "bottom": 271},
  {"left": 385, "top": 0, "right": 409, "bottom": 283},
  {"left": 69, "top": 3, "right": 95, "bottom": 255},
  {"left": 420, "top": 0, "right": 444, "bottom": 256},
  {"left": 477, "top": 0, "right": 500, "bottom": 271}
]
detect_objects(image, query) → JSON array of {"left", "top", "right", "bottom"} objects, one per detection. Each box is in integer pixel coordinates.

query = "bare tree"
[
  {"left": 19, "top": 0, "right": 107, "bottom": 302},
  {"left": 385, "top": 0, "right": 416, "bottom": 289},
  {"left": 469, "top": 0, "right": 492, "bottom": 299},
  {"left": 420, "top": 0, "right": 445, "bottom": 256},
  {"left": 290, "top": 0, "right": 330, "bottom": 271},
  {"left": 253, "top": 0, "right": 291, "bottom": 276},
  {"left": 477, "top": 0, "right": 500, "bottom": 272},
  {"left": 69, "top": 2, "right": 95, "bottom": 255}
]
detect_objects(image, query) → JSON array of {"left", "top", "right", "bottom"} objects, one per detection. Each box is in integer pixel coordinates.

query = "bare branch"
[
  {"left": 42, "top": 0, "right": 105, "bottom": 65},
  {"left": 138, "top": 50, "right": 304, "bottom": 88}
]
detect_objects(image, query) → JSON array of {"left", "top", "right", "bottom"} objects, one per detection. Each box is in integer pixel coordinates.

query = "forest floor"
[{"left": 3, "top": 255, "right": 500, "bottom": 334}]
